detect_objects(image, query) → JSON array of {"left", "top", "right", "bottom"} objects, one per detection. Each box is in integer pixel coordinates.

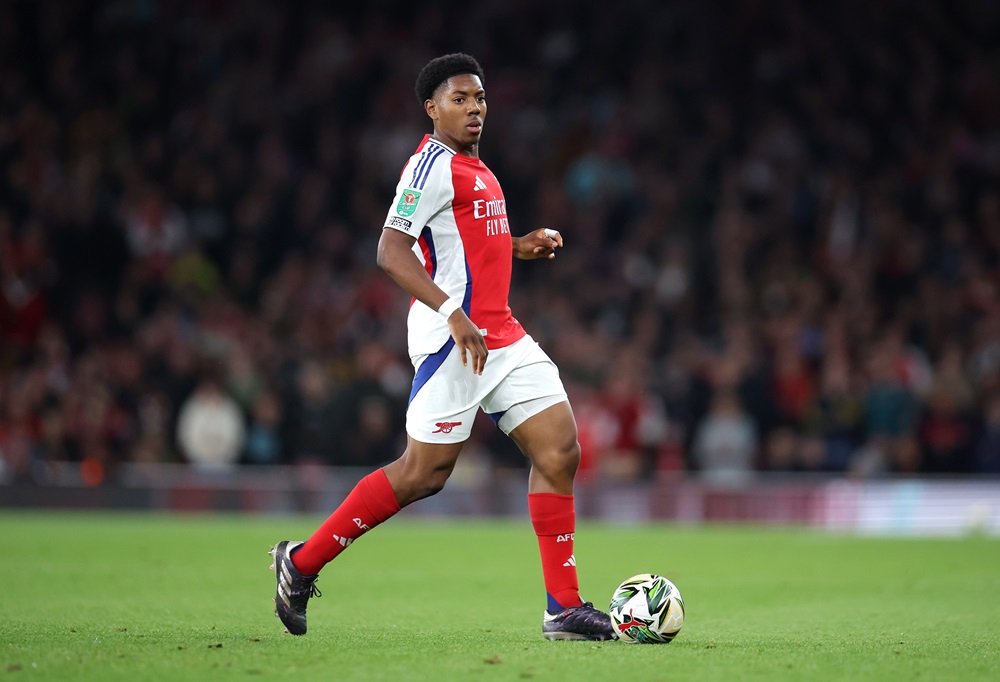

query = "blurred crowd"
[{"left": 2, "top": 0, "right": 1000, "bottom": 486}]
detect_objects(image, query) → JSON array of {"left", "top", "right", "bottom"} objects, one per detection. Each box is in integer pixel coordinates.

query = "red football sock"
[
  {"left": 528, "top": 492, "right": 583, "bottom": 612},
  {"left": 290, "top": 468, "right": 401, "bottom": 576}
]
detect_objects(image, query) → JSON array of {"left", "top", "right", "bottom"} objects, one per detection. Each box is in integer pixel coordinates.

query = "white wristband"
[{"left": 437, "top": 298, "right": 461, "bottom": 319}]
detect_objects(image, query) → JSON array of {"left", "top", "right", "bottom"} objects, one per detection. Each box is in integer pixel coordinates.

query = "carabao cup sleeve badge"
[{"left": 396, "top": 189, "right": 422, "bottom": 217}]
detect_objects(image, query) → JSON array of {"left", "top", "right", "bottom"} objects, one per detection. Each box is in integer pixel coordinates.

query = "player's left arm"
[{"left": 512, "top": 228, "right": 562, "bottom": 260}]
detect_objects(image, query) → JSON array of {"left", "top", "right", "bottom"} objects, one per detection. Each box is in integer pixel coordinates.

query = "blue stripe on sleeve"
[{"left": 413, "top": 147, "right": 445, "bottom": 189}]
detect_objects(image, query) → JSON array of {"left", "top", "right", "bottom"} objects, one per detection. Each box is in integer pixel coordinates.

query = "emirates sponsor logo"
[{"left": 473, "top": 197, "right": 510, "bottom": 236}]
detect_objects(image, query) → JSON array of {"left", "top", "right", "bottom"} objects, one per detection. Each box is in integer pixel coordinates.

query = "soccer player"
[{"left": 270, "top": 53, "right": 614, "bottom": 641}]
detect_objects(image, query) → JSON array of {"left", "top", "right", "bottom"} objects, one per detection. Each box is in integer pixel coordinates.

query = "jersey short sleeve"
[{"left": 383, "top": 140, "right": 454, "bottom": 238}]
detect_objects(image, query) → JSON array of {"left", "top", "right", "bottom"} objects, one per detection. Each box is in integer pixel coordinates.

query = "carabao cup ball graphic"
[{"left": 609, "top": 574, "right": 685, "bottom": 643}]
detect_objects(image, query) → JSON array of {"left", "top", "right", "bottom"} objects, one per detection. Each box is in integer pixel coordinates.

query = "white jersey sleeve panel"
[
  {"left": 383, "top": 140, "right": 453, "bottom": 239},
  {"left": 382, "top": 139, "right": 464, "bottom": 359}
]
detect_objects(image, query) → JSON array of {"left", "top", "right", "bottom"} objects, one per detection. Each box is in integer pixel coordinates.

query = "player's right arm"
[{"left": 376, "top": 229, "right": 488, "bottom": 375}]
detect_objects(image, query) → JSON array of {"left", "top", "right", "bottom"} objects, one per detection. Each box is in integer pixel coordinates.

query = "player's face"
[{"left": 427, "top": 74, "right": 486, "bottom": 156}]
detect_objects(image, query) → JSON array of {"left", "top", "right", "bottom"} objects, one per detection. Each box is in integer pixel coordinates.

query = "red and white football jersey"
[{"left": 383, "top": 134, "right": 526, "bottom": 358}]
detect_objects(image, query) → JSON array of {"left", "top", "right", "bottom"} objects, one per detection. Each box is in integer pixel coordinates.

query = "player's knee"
[
  {"left": 536, "top": 438, "right": 580, "bottom": 481},
  {"left": 424, "top": 473, "right": 450, "bottom": 497},
  {"left": 558, "top": 439, "right": 581, "bottom": 477},
  {"left": 553, "top": 424, "right": 581, "bottom": 461},
  {"left": 393, "top": 457, "right": 454, "bottom": 505}
]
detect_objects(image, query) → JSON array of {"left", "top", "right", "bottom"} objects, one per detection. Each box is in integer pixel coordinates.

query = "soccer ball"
[{"left": 609, "top": 574, "right": 685, "bottom": 643}]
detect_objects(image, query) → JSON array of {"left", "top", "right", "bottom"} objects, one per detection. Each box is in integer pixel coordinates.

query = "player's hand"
[
  {"left": 513, "top": 228, "right": 563, "bottom": 260},
  {"left": 448, "top": 310, "right": 488, "bottom": 375}
]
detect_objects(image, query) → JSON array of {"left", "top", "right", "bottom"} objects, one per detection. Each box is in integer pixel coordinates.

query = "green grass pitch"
[{"left": 1, "top": 511, "right": 998, "bottom": 681}]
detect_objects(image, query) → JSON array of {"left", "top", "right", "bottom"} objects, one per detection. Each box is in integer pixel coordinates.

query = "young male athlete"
[{"left": 270, "top": 53, "right": 614, "bottom": 641}]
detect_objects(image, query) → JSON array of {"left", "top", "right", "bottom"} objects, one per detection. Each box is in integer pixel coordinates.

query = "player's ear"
[{"left": 424, "top": 99, "right": 438, "bottom": 121}]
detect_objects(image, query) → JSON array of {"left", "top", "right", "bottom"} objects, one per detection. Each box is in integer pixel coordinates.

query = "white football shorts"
[{"left": 406, "top": 334, "right": 568, "bottom": 444}]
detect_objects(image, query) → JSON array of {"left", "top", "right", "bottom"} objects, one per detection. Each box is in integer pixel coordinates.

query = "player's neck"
[{"left": 431, "top": 132, "right": 479, "bottom": 158}]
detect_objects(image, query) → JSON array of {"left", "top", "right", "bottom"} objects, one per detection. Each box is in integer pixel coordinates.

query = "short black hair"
[{"left": 414, "top": 53, "right": 485, "bottom": 104}]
